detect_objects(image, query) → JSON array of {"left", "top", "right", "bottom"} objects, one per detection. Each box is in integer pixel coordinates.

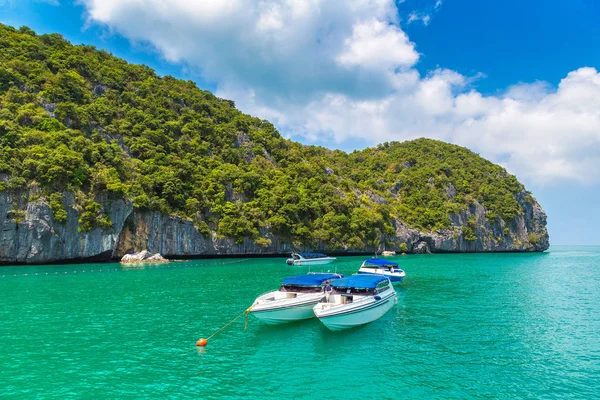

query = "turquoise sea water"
[{"left": 1, "top": 247, "right": 599, "bottom": 399}]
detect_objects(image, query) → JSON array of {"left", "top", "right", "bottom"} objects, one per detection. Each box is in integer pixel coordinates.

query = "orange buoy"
[{"left": 196, "top": 338, "right": 208, "bottom": 347}]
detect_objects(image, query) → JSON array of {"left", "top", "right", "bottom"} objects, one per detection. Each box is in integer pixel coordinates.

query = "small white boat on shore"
[
  {"left": 357, "top": 259, "right": 406, "bottom": 284},
  {"left": 381, "top": 250, "right": 396, "bottom": 256},
  {"left": 313, "top": 275, "right": 397, "bottom": 331},
  {"left": 286, "top": 252, "right": 336, "bottom": 266},
  {"left": 249, "top": 273, "right": 343, "bottom": 324}
]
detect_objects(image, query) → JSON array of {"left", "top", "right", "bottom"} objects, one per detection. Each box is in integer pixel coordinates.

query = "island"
[{"left": 0, "top": 24, "right": 548, "bottom": 264}]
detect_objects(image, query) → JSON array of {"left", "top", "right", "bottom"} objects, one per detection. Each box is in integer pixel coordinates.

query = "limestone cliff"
[
  {"left": 385, "top": 189, "right": 549, "bottom": 253},
  {"left": 0, "top": 187, "right": 548, "bottom": 264},
  {"left": 0, "top": 190, "right": 131, "bottom": 264}
]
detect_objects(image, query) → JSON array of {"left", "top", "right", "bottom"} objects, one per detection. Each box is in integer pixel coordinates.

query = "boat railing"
[
  {"left": 255, "top": 287, "right": 323, "bottom": 302},
  {"left": 254, "top": 289, "right": 278, "bottom": 301},
  {"left": 322, "top": 293, "right": 373, "bottom": 309}
]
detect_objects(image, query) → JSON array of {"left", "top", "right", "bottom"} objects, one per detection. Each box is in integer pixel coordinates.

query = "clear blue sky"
[
  {"left": 400, "top": 0, "right": 600, "bottom": 93},
  {"left": 1, "top": 0, "right": 599, "bottom": 245}
]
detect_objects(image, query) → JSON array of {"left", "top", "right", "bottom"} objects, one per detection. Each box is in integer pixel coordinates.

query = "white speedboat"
[
  {"left": 249, "top": 273, "right": 343, "bottom": 324},
  {"left": 286, "top": 252, "right": 336, "bottom": 266},
  {"left": 381, "top": 250, "right": 396, "bottom": 256},
  {"left": 313, "top": 275, "right": 397, "bottom": 331},
  {"left": 357, "top": 259, "right": 406, "bottom": 284}
]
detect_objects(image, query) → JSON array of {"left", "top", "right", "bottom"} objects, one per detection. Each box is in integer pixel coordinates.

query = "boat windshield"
[
  {"left": 331, "top": 287, "right": 376, "bottom": 295},
  {"left": 363, "top": 263, "right": 395, "bottom": 268},
  {"left": 297, "top": 253, "right": 327, "bottom": 259},
  {"left": 279, "top": 285, "right": 323, "bottom": 293},
  {"left": 375, "top": 281, "right": 391, "bottom": 294}
]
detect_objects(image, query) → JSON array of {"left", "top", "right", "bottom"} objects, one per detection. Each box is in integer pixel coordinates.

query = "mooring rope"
[{"left": 205, "top": 305, "right": 253, "bottom": 341}]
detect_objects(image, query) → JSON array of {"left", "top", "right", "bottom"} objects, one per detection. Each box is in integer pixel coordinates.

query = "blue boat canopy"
[
  {"left": 282, "top": 273, "right": 342, "bottom": 286},
  {"left": 363, "top": 258, "right": 398, "bottom": 267},
  {"left": 331, "top": 274, "right": 389, "bottom": 289},
  {"left": 298, "top": 252, "right": 328, "bottom": 258}
]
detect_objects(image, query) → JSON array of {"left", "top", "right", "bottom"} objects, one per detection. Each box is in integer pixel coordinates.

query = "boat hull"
[
  {"left": 250, "top": 295, "right": 325, "bottom": 324},
  {"left": 287, "top": 258, "right": 336, "bottom": 266},
  {"left": 313, "top": 291, "right": 397, "bottom": 331},
  {"left": 357, "top": 269, "right": 405, "bottom": 284}
]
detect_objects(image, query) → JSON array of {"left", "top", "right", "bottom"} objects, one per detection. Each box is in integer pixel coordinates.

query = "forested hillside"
[{"left": 0, "top": 24, "right": 548, "bottom": 262}]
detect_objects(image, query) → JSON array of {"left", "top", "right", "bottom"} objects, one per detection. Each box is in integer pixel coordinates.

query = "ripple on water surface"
[{"left": 1, "top": 247, "right": 599, "bottom": 399}]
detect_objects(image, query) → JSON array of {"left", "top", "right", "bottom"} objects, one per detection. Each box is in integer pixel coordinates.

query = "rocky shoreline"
[
  {"left": 0, "top": 188, "right": 548, "bottom": 265},
  {"left": 120, "top": 250, "right": 168, "bottom": 264}
]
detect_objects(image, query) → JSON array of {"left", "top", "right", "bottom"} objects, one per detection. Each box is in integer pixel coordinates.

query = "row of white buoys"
[
  {"left": 1, "top": 257, "right": 247, "bottom": 279},
  {"left": 1, "top": 268, "right": 115, "bottom": 278},
  {"left": 0, "top": 262, "right": 189, "bottom": 279},
  {"left": 1, "top": 255, "right": 249, "bottom": 278}
]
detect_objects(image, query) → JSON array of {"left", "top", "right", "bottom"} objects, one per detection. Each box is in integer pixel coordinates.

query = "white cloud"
[
  {"left": 408, "top": 12, "right": 431, "bottom": 26},
  {"left": 81, "top": 0, "right": 600, "bottom": 185},
  {"left": 415, "top": 69, "right": 465, "bottom": 115},
  {"left": 336, "top": 19, "right": 418, "bottom": 70}
]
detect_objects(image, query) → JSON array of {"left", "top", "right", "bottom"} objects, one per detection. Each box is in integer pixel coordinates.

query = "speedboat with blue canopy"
[
  {"left": 357, "top": 258, "right": 405, "bottom": 283},
  {"left": 286, "top": 252, "right": 336, "bottom": 266},
  {"left": 313, "top": 274, "right": 397, "bottom": 331},
  {"left": 249, "top": 273, "right": 343, "bottom": 324}
]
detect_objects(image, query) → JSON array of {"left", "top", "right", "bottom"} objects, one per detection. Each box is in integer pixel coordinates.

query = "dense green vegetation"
[{"left": 0, "top": 24, "right": 527, "bottom": 248}]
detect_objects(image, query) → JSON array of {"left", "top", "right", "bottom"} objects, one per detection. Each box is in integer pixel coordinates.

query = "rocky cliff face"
[
  {"left": 385, "top": 189, "right": 549, "bottom": 254},
  {"left": 0, "top": 190, "right": 131, "bottom": 264},
  {"left": 0, "top": 187, "right": 549, "bottom": 264}
]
